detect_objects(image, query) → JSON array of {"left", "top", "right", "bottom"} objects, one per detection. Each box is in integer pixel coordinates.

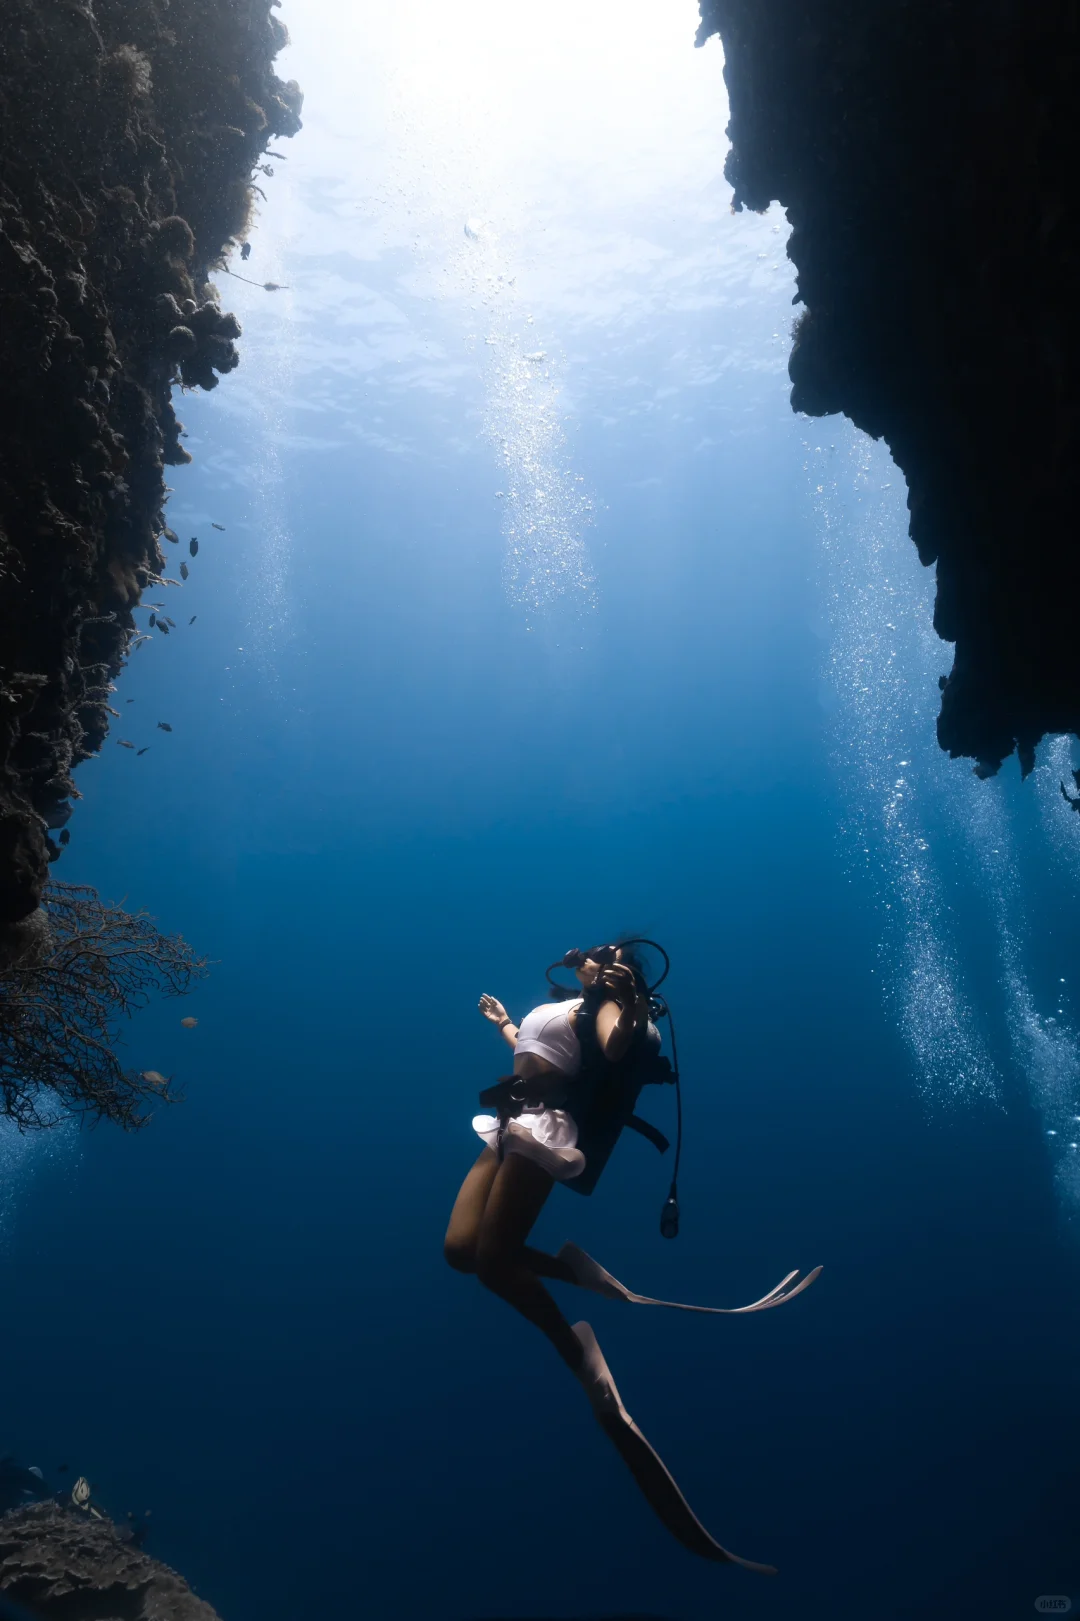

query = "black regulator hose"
[{"left": 652, "top": 994, "right": 682, "bottom": 1239}]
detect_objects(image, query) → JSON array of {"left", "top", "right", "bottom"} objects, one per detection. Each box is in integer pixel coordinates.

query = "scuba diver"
[{"left": 444, "top": 940, "right": 822, "bottom": 1573}]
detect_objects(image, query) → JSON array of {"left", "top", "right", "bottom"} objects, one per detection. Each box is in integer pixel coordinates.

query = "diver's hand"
[
  {"left": 479, "top": 994, "right": 510, "bottom": 1026},
  {"left": 598, "top": 963, "right": 642, "bottom": 1007}
]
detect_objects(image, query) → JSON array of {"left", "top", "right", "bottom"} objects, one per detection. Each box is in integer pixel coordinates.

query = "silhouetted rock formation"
[
  {"left": 698, "top": 0, "right": 1078, "bottom": 777},
  {"left": 0, "top": 1501, "right": 220, "bottom": 1620},
  {"left": 0, "top": 0, "right": 301, "bottom": 932}
]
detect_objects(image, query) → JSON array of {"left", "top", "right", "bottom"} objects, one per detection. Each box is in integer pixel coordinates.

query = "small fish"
[
  {"left": 126, "top": 697, "right": 135, "bottom": 703},
  {"left": 72, "top": 1477, "right": 91, "bottom": 1508},
  {"left": 190, "top": 539, "right": 199, "bottom": 556},
  {"left": 89, "top": 1506, "right": 104, "bottom": 1521},
  {"left": 241, "top": 242, "right": 251, "bottom": 260},
  {"left": 137, "top": 747, "right": 150, "bottom": 756},
  {"left": 162, "top": 527, "right": 179, "bottom": 544},
  {"left": 163, "top": 617, "right": 176, "bottom": 628},
  {"left": 59, "top": 828, "right": 70, "bottom": 845},
  {"left": 157, "top": 620, "right": 170, "bottom": 634},
  {"left": 141, "top": 1070, "right": 169, "bottom": 1089},
  {"left": 157, "top": 721, "right": 172, "bottom": 732},
  {"left": 180, "top": 562, "right": 189, "bottom": 580},
  {"left": 149, "top": 613, "right": 156, "bottom": 627},
  {"left": 28, "top": 1466, "right": 43, "bottom": 1480},
  {"left": 211, "top": 522, "right": 225, "bottom": 531},
  {"left": 180, "top": 1016, "right": 198, "bottom": 1028},
  {"left": 117, "top": 739, "right": 135, "bottom": 749},
  {"left": 189, "top": 615, "right": 197, "bottom": 625}
]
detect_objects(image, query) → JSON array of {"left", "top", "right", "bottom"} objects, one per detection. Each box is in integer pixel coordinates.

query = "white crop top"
[{"left": 514, "top": 998, "right": 584, "bottom": 1075}]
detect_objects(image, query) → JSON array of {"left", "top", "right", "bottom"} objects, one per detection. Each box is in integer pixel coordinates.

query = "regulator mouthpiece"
[
  {"left": 660, "top": 1193, "right": 680, "bottom": 1240},
  {"left": 562, "top": 945, "right": 619, "bottom": 969}
]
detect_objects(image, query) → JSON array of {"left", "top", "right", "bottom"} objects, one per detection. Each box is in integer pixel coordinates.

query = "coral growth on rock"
[
  {"left": 0, "top": 1500, "right": 221, "bottom": 1620},
  {"left": 698, "top": 0, "right": 1079, "bottom": 776},
  {"left": 0, "top": 881, "right": 207, "bottom": 1129},
  {"left": 0, "top": 0, "right": 301, "bottom": 931}
]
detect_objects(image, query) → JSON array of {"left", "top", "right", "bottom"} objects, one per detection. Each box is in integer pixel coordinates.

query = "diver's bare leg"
[
  {"left": 474, "top": 1153, "right": 585, "bottom": 1373},
  {"left": 461, "top": 1160, "right": 774, "bottom": 1569},
  {"left": 443, "top": 1146, "right": 499, "bottom": 1274}
]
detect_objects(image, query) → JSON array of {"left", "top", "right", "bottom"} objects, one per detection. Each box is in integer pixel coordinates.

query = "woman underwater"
[{"left": 444, "top": 941, "right": 822, "bottom": 1573}]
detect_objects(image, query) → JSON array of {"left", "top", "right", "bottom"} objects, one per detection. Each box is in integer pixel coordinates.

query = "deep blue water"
[{"left": 2, "top": 5, "right": 1079, "bottom": 1618}]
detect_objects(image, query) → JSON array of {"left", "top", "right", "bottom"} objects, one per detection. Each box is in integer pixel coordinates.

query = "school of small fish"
[
  {"left": 83, "top": 517, "right": 227, "bottom": 1073},
  {"left": 96, "top": 519, "right": 230, "bottom": 763},
  {"left": 60, "top": 500, "right": 224, "bottom": 1139}
]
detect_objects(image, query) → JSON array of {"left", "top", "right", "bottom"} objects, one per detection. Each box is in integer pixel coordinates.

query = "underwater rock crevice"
[
  {"left": 0, "top": 0, "right": 301, "bottom": 929},
  {"left": 698, "top": 0, "right": 1079, "bottom": 777}
]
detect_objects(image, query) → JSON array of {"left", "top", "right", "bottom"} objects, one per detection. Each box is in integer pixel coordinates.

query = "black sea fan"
[{"left": 0, "top": 883, "right": 207, "bottom": 1129}]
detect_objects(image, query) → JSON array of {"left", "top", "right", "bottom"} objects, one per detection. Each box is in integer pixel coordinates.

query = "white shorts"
[{"left": 472, "top": 1107, "right": 585, "bottom": 1182}]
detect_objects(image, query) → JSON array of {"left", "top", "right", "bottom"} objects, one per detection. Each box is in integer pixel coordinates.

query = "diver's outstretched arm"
[
  {"left": 557, "top": 1242, "right": 822, "bottom": 1314},
  {"left": 572, "top": 1322, "right": 776, "bottom": 1572}
]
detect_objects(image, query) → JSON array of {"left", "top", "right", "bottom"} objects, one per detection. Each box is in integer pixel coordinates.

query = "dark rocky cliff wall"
[
  {"left": 698, "top": 0, "right": 1078, "bottom": 778},
  {"left": 0, "top": 0, "right": 301, "bottom": 933}
]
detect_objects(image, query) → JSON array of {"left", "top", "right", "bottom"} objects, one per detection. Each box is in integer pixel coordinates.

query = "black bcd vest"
[{"left": 478, "top": 987, "right": 675, "bottom": 1196}]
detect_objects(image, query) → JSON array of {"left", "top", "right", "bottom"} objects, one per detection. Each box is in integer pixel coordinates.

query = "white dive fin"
[
  {"left": 558, "top": 1241, "right": 822, "bottom": 1315},
  {"left": 571, "top": 1322, "right": 776, "bottom": 1573}
]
